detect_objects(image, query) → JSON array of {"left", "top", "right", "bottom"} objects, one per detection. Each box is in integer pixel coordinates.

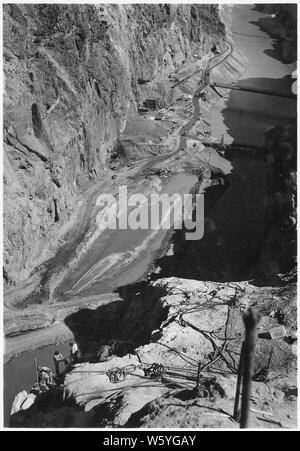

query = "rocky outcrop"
[
  {"left": 3, "top": 4, "right": 225, "bottom": 287},
  {"left": 52, "top": 277, "right": 296, "bottom": 428}
]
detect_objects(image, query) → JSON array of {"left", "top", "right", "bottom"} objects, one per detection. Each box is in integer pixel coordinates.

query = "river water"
[
  {"left": 211, "top": 4, "right": 295, "bottom": 145},
  {"left": 4, "top": 4, "right": 296, "bottom": 426}
]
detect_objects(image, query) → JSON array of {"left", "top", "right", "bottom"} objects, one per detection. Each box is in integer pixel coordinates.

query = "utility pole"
[{"left": 233, "top": 308, "right": 260, "bottom": 428}]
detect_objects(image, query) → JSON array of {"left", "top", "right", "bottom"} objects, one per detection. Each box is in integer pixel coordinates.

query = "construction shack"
[{"left": 143, "top": 99, "right": 158, "bottom": 110}]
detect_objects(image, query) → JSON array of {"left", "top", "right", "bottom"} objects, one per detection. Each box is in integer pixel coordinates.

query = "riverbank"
[{"left": 4, "top": 22, "right": 230, "bottom": 358}]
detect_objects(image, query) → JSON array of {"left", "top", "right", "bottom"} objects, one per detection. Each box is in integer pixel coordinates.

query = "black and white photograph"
[{"left": 1, "top": 1, "right": 298, "bottom": 431}]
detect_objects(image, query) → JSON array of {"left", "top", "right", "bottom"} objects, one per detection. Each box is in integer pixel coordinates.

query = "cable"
[
  {"left": 68, "top": 362, "right": 199, "bottom": 390},
  {"left": 232, "top": 31, "right": 270, "bottom": 39},
  {"left": 177, "top": 313, "right": 237, "bottom": 374},
  {"left": 155, "top": 342, "right": 199, "bottom": 366}
]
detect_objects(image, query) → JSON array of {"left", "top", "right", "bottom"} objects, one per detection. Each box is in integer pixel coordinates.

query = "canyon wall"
[{"left": 3, "top": 4, "right": 225, "bottom": 286}]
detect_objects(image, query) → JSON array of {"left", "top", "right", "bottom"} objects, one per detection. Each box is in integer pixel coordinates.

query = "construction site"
[{"left": 3, "top": 4, "right": 297, "bottom": 430}]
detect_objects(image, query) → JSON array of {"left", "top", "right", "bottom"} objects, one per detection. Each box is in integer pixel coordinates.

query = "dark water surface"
[
  {"left": 211, "top": 4, "right": 295, "bottom": 145},
  {"left": 4, "top": 341, "right": 70, "bottom": 426}
]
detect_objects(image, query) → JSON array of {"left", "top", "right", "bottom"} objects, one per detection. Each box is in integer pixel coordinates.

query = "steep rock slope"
[{"left": 3, "top": 4, "right": 225, "bottom": 286}]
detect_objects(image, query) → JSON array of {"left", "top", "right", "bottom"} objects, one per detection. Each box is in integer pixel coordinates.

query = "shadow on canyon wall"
[{"left": 252, "top": 3, "right": 297, "bottom": 64}]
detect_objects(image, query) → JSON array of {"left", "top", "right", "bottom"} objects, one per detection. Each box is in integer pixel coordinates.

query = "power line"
[{"left": 232, "top": 31, "right": 270, "bottom": 39}]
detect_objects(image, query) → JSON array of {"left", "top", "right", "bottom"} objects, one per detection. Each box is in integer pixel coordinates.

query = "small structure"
[{"left": 143, "top": 99, "right": 158, "bottom": 110}]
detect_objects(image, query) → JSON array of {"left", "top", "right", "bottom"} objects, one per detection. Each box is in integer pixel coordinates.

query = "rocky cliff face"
[{"left": 3, "top": 4, "right": 225, "bottom": 286}]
